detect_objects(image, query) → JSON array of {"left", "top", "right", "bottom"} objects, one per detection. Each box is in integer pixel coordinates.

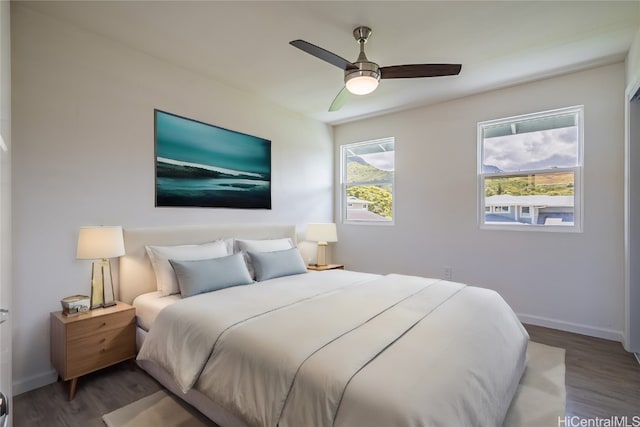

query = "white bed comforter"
[{"left": 138, "top": 270, "right": 528, "bottom": 427}]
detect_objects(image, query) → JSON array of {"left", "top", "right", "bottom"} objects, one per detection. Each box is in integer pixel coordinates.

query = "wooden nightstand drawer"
[
  {"left": 67, "top": 309, "right": 134, "bottom": 341},
  {"left": 66, "top": 325, "right": 135, "bottom": 378},
  {"left": 50, "top": 301, "right": 136, "bottom": 400}
]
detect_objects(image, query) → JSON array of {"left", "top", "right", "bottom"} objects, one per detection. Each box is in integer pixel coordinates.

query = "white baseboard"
[
  {"left": 517, "top": 313, "right": 623, "bottom": 342},
  {"left": 635, "top": 352, "right": 640, "bottom": 366},
  {"left": 13, "top": 369, "right": 57, "bottom": 396}
]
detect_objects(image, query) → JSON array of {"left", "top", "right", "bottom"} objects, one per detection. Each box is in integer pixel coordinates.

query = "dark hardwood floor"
[
  {"left": 13, "top": 363, "right": 163, "bottom": 427},
  {"left": 13, "top": 325, "right": 640, "bottom": 427}
]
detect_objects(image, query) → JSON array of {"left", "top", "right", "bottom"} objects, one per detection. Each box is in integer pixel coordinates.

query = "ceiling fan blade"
[
  {"left": 329, "top": 87, "right": 351, "bottom": 112},
  {"left": 290, "top": 40, "right": 358, "bottom": 71},
  {"left": 380, "top": 64, "right": 462, "bottom": 79}
]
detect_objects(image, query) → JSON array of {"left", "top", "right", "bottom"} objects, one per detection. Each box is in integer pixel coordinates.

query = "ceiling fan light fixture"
[{"left": 345, "top": 70, "right": 380, "bottom": 95}]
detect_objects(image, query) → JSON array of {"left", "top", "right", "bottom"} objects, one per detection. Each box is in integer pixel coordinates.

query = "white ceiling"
[{"left": 21, "top": 1, "right": 640, "bottom": 125}]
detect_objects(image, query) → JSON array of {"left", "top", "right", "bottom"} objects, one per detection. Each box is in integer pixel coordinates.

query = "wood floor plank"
[{"left": 12, "top": 324, "right": 640, "bottom": 426}]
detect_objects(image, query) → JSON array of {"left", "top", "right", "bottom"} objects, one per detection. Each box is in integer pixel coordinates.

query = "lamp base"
[
  {"left": 316, "top": 242, "right": 328, "bottom": 266},
  {"left": 90, "top": 259, "right": 117, "bottom": 309}
]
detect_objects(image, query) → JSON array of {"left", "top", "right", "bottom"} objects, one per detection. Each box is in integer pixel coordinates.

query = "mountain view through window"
[
  {"left": 479, "top": 106, "right": 583, "bottom": 231},
  {"left": 342, "top": 138, "right": 395, "bottom": 223}
]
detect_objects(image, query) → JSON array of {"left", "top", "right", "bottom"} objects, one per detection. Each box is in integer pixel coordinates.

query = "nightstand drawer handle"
[
  {"left": 100, "top": 322, "right": 107, "bottom": 327},
  {"left": 99, "top": 338, "right": 106, "bottom": 343}
]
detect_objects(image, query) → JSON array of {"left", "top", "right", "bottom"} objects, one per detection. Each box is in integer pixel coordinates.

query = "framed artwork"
[{"left": 154, "top": 109, "right": 271, "bottom": 209}]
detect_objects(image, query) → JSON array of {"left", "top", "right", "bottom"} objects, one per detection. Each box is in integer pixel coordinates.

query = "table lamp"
[
  {"left": 76, "top": 226, "right": 125, "bottom": 309},
  {"left": 306, "top": 223, "right": 338, "bottom": 266}
]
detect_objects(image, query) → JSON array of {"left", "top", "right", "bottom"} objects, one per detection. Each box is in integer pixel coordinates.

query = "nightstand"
[
  {"left": 50, "top": 301, "right": 136, "bottom": 400},
  {"left": 307, "top": 264, "right": 345, "bottom": 271}
]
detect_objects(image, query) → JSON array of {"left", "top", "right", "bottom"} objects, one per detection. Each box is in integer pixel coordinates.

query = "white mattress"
[{"left": 132, "top": 291, "right": 181, "bottom": 332}]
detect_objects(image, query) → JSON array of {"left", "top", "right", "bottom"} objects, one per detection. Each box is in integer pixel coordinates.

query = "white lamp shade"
[
  {"left": 306, "top": 223, "right": 338, "bottom": 243},
  {"left": 76, "top": 226, "right": 125, "bottom": 259}
]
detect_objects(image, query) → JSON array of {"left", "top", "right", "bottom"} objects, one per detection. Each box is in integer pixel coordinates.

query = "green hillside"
[
  {"left": 346, "top": 160, "right": 393, "bottom": 219},
  {"left": 485, "top": 172, "right": 574, "bottom": 197},
  {"left": 347, "top": 186, "right": 392, "bottom": 219}
]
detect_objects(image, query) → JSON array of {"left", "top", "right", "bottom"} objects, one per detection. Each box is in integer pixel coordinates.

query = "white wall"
[
  {"left": 11, "top": 5, "right": 333, "bottom": 394},
  {"left": 334, "top": 63, "right": 626, "bottom": 341}
]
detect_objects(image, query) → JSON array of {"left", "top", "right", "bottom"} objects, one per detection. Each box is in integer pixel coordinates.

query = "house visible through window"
[
  {"left": 341, "top": 138, "right": 395, "bottom": 224},
  {"left": 478, "top": 106, "right": 583, "bottom": 231}
]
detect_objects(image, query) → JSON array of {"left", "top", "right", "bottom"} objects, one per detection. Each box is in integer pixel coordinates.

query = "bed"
[{"left": 120, "top": 223, "right": 529, "bottom": 427}]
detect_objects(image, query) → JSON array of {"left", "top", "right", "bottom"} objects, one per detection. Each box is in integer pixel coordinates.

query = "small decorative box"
[{"left": 60, "top": 295, "right": 90, "bottom": 316}]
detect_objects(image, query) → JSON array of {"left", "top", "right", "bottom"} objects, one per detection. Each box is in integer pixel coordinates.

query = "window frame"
[
  {"left": 477, "top": 106, "right": 584, "bottom": 232},
  {"left": 340, "top": 137, "right": 395, "bottom": 226}
]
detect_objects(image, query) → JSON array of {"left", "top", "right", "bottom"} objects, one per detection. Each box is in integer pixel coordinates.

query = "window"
[
  {"left": 493, "top": 206, "right": 511, "bottom": 213},
  {"left": 478, "top": 106, "right": 583, "bottom": 231},
  {"left": 341, "top": 138, "right": 395, "bottom": 224}
]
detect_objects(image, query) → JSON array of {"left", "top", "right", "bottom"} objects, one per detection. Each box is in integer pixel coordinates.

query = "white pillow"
[
  {"left": 234, "top": 238, "right": 294, "bottom": 278},
  {"left": 146, "top": 240, "right": 228, "bottom": 296},
  {"left": 234, "top": 238, "right": 294, "bottom": 253}
]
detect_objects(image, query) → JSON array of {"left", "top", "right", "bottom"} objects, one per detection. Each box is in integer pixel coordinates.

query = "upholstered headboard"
[{"left": 118, "top": 223, "right": 297, "bottom": 304}]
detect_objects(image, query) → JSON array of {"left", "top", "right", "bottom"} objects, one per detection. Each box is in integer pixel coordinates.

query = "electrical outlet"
[{"left": 444, "top": 266, "right": 452, "bottom": 280}]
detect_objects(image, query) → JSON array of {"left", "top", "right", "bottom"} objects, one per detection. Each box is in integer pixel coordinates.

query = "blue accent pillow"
[
  {"left": 169, "top": 253, "right": 253, "bottom": 298},
  {"left": 248, "top": 247, "right": 308, "bottom": 281}
]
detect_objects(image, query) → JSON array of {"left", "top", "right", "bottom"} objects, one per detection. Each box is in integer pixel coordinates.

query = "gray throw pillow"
[
  {"left": 169, "top": 253, "right": 253, "bottom": 298},
  {"left": 248, "top": 247, "right": 308, "bottom": 281}
]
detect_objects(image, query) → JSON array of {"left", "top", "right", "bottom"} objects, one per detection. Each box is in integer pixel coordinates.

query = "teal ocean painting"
[{"left": 155, "top": 110, "right": 271, "bottom": 208}]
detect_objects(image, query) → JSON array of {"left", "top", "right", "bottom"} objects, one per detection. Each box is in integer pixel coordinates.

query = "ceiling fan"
[
  {"left": 290, "top": 26, "right": 462, "bottom": 112},
  {"left": 289, "top": 26, "right": 462, "bottom": 111}
]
